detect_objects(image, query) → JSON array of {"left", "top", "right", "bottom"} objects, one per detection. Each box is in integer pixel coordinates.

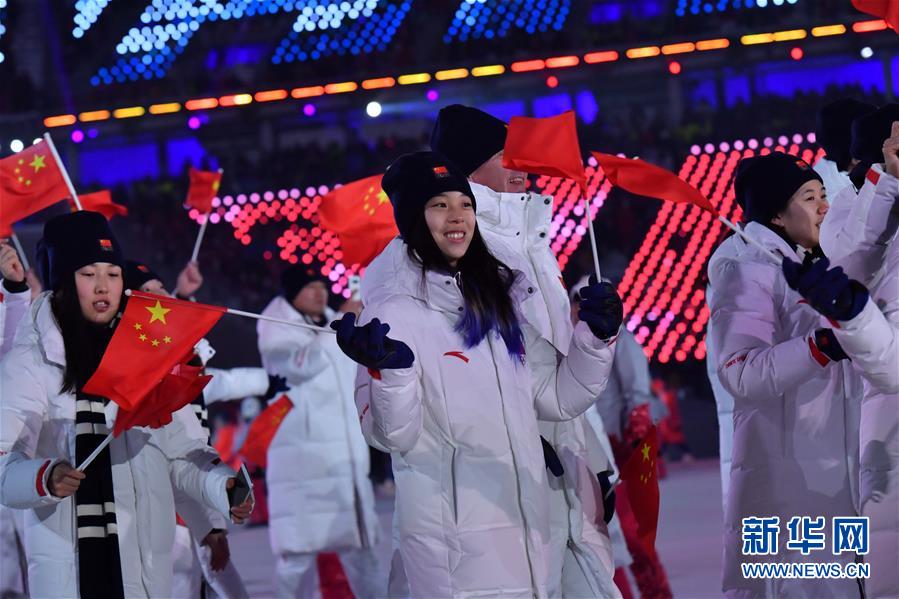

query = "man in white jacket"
[
  {"left": 432, "top": 104, "right": 621, "bottom": 598},
  {"left": 258, "top": 266, "right": 383, "bottom": 599}
]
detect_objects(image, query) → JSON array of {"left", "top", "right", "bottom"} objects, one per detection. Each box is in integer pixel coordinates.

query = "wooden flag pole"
[
  {"left": 10, "top": 232, "right": 30, "bottom": 272},
  {"left": 77, "top": 433, "right": 113, "bottom": 471},
  {"left": 43, "top": 133, "right": 82, "bottom": 211}
]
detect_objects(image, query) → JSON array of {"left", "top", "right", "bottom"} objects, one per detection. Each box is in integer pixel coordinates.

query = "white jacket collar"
[
  {"left": 470, "top": 181, "right": 553, "bottom": 241},
  {"left": 742, "top": 221, "right": 804, "bottom": 263},
  {"left": 30, "top": 292, "right": 66, "bottom": 368}
]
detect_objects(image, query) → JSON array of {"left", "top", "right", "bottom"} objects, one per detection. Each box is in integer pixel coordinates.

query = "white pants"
[
  {"left": 0, "top": 505, "right": 26, "bottom": 598},
  {"left": 276, "top": 546, "right": 383, "bottom": 599},
  {"left": 172, "top": 524, "right": 249, "bottom": 599}
]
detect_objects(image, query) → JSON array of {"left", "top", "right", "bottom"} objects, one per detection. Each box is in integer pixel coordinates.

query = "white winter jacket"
[
  {"left": 257, "top": 297, "right": 379, "bottom": 556},
  {"left": 708, "top": 222, "right": 864, "bottom": 598},
  {"left": 354, "top": 237, "right": 613, "bottom": 598},
  {"left": 0, "top": 293, "right": 234, "bottom": 598},
  {"left": 0, "top": 281, "right": 30, "bottom": 358},
  {"left": 813, "top": 157, "right": 854, "bottom": 201},
  {"left": 471, "top": 182, "right": 619, "bottom": 597}
]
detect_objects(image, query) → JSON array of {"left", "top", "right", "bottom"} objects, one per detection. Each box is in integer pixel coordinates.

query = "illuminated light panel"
[
  {"left": 741, "top": 32, "right": 775, "bottom": 44},
  {"left": 113, "top": 106, "right": 145, "bottom": 118},
  {"left": 44, "top": 114, "right": 77, "bottom": 127},
  {"left": 696, "top": 38, "right": 730, "bottom": 50},
  {"left": 325, "top": 81, "right": 358, "bottom": 94},
  {"left": 661, "top": 42, "right": 695, "bottom": 55},
  {"left": 185, "top": 98, "right": 219, "bottom": 110},
  {"left": 811, "top": 24, "right": 846, "bottom": 37},
  {"left": 397, "top": 73, "right": 431, "bottom": 85},
  {"left": 79, "top": 110, "right": 111, "bottom": 122},
  {"left": 291, "top": 86, "right": 325, "bottom": 98},
  {"left": 444, "top": 0, "right": 571, "bottom": 43},
  {"left": 626, "top": 46, "right": 661, "bottom": 59},
  {"left": 254, "top": 89, "right": 288, "bottom": 102},
  {"left": 435, "top": 68, "right": 468, "bottom": 80},
  {"left": 471, "top": 64, "right": 505, "bottom": 76},
  {"left": 545, "top": 55, "right": 579, "bottom": 68},
  {"left": 362, "top": 77, "right": 396, "bottom": 89},
  {"left": 73, "top": 0, "right": 113, "bottom": 37},
  {"left": 852, "top": 19, "right": 888, "bottom": 33},
  {"left": 676, "top": 0, "right": 801, "bottom": 17},
  {"left": 219, "top": 93, "right": 253, "bottom": 106},
  {"left": 583, "top": 50, "right": 619, "bottom": 63},
  {"left": 149, "top": 102, "right": 181, "bottom": 114},
  {"left": 773, "top": 29, "right": 807, "bottom": 41},
  {"left": 511, "top": 59, "right": 546, "bottom": 72}
]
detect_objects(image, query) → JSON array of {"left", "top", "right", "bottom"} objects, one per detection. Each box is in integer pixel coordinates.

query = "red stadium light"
[
  {"left": 668, "top": 61, "right": 682, "bottom": 75},
  {"left": 790, "top": 47, "right": 804, "bottom": 60}
]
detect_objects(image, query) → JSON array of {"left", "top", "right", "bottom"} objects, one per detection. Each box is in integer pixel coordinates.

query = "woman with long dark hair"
[
  {"left": 332, "top": 152, "right": 617, "bottom": 598},
  {"left": 0, "top": 211, "right": 250, "bottom": 598}
]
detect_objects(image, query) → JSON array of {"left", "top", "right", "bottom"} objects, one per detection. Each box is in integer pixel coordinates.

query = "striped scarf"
[{"left": 74, "top": 391, "right": 124, "bottom": 599}]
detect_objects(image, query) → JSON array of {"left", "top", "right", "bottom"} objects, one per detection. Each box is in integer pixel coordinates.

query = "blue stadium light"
[{"left": 443, "top": 0, "right": 571, "bottom": 44}]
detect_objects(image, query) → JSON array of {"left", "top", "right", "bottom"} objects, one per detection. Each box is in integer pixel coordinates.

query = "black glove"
[
  {"left": 814, "top": 328, "right": 849, "bottom": 362},
  {"left": 577, "top": 277, "right": 623, "bottom": 341},
  {"left": 330, "top": 313, "right": 415, "bottom": 370},
  {"left": 263, "top": 374, "right": 288, "bottom": 401},
  {"left": 597, "top": 471, "right": 616, "bottom": 524},
  {"left": 541, "top": 436, "right": 564, "bottom": 477},
  {"left": 782, "top": 255, "right": 868, "bottom": 321}
]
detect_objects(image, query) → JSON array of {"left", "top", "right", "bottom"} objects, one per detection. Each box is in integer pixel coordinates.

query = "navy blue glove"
[
  {"left": 577, "top": 277, "right": 623, "bottom": 341},
  {"left": 540, "top": 436, "right": 564, "bottom": 477},
  {"left": 814, "top": 328, "right": 849, "bottom": 362},
  {"left": 263, "top": 374, "right": 288, "bottom": 401},
  {"left": 597, "top": 471, "right": 616, "bottom": 524},
  {"left": 782, "top": 255, "right": 868, "bottom": 321},
  {"left": 330, "top": 313, "right": 415, "bottom": 371}
]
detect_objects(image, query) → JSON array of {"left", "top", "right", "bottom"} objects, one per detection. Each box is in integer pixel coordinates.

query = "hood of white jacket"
[
  {"left": 469, "top": 181, "right": 553, "bottom": 249},
  {"left": 813, "top": 157, "right": 853, "bottom": 199},
  {"left": 25, "top": 292, "right": 66, "bottom": 368},
  {"left": 708, "top": 221, "right": 803, "bottom": 277}
]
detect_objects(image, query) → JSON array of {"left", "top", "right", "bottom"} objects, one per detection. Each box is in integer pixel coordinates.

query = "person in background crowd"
[
  {"left": 431, "top": 104, "right": 622, "bottom": 598},
  {"left": 707, "top": 154, "right": 865, "bottom": 598},
  {"left": 125, "top": 258, "right": 285, "bottom": 599},
  {"left": 336, "top": 151, "right": 618, "bottom": 597},
  {"left": 814, "top": 98, "right": 876, "bottom": 199},
  {"left": 258, "top": 265, "right": 383, "bottom": 599},
  {"left": 0, "top": 211, "right": 253, "bottom": 598},
  {"left": 786, "top": 110, "right": 899, "bottom": 599}
]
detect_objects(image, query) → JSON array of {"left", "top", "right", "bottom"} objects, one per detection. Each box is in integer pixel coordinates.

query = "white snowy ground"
[{"left": 229, "top": 459, "right": 725, "bottom": 598}]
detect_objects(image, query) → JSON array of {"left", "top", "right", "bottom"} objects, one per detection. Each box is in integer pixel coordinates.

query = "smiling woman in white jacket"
[
  {"left": 332, "top": 152, "right": 616, "bottom": 598},
  {"left": 0, "top": 212, "right": 246, "bottom": 599},
  {"left": 708, "top": 154, "right": 865, "bottom": 598}
]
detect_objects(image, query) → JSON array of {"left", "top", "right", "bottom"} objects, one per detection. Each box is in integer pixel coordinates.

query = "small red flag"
[
  {"left": 619, "top": 425, "right": 661, "bottom": 555},
  {"left": 186, "top": 168, "right": 222, "bottom": 213},
  {"left": 851, "top": 0, "right": 899, "bottom": 30},
  {"left": 83, "top": 291, "right": 225, "bottom": 411},
  {"left": 72, "top": 190, "right": 128, "bottom": 220},
  {"left": 113, "top": 360, "right": 211, "bottom": 436},
  {"left": 239, "top": 395, "right": 293, "bottom": 467},
  {"left": 592, "top": 151, "right": 718, "bottom": 215},
  {"left": 318, "top": 174, "right": 398, "bottom": 266},
  {"left": 502, "top": 111, "right": 587, "bottom": 193},
  {"left": 0, "top": 140, "right": 70, "bottom": 234}
]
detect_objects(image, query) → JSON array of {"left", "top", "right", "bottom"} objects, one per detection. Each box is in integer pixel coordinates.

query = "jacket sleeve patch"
[
  {"left": 808, "top": 336, "right": 831, "bottom": 367},
  {"left": 36, "top": 459, "right": 52, "bottom": 497}
]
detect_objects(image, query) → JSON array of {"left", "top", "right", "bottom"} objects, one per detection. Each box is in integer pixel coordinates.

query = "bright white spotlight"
[
  {"left": 860, "top": 47, "right": 873, "bottom": 59},
  {"left": 366, "top": 101, "right": 382, "bottom": 118},
  {"left": 10, "top": 139, "right": 24, "bottom": 153}
]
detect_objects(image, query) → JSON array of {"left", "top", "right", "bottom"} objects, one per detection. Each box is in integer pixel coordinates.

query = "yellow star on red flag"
[{"left": 145, "top": 300, "right": 171, "bottom": 324}]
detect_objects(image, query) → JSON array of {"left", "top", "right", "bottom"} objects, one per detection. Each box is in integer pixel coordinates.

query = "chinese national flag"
[
  {"left": 620, "top": 425, "right": 661, "bottom": 555},
  {"left": 113, "top": 360, "right": 211, "bottom": 436},
  {"left": 72, "top": 190, "right": 128, "bottom": 220},
  {"left": 186, "top": 168, "right": 222, "bottom": 213},
  {"left": 592, "top": 151, "right": 718, "bottom": 216},
  {"left": 0, "top": 140, "right": 70, "bottom": 235},
  {"left": 503, "top": 111, "right": 588, "bottom": 193},
  {"left": 318, "top": 174, "right": 398, "bottom": 266},
  {"left": 83, "top": 291, "right": 225, "bottom": 411},
  {"left": 239, "top": 395, "right": 293, "bottom": 467},
  {"left": 851, "top": 0, "right": 899, "bottom": 30}
]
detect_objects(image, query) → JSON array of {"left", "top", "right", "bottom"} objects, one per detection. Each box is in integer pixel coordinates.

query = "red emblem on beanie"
[
  {"left": 432, "top": 165, "right": 450, "bottom": 179},
  {"left": 99, "top": 239, "right": 113, "bottom": 251}
]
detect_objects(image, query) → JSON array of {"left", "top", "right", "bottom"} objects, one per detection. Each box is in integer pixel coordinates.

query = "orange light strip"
[
  {"left": 772, "top": 29, "right": 807, "bottom": 42},
  {"left": 325, "top": 81, "right": 358, "bottom": 94},
  {"left": 397, "top": 73, "right": 431, "bottom": 85},
  {"left": 811, "top": 24, "right": 846, "bottom": 37},
  {"left": 149, "top": 102, "right": 181, "bottom": 114},
  {"left": 113, "top": 106, "right": 146, "bottom": 119},
  {"left": 435, "top": 68, "right": 469, "bottom": 80},
  {"left": 852, "top": 19, "right": 887, "bottom": 33},
  {"left": 362, "top": 77, "right": 396, "bottom": 89},
  {"left": 291, "top": 86, "right": 325, "bottom": 98},
  {"left": 661, "top": 42, "right": 696, "bottom": 55},
  {"left": 219, "top": 93, "right": 253, "bottom": 107},
  {"left": 185, "top": 98, "right": 219, "bottom": 110},
  {"left": 471, "top": 64, "right": 505, "bottom": 76},
  {"left": 626, "top": 46, "right": 661, "bottom": 59},
  {"left": 43, "top": 114, "right": 77, "bottom": 127},
  {"left": 511, "top": 59, "right": 545, "bottom": 72},
  {"left": 254, "top": 89, "right": 288, "bottom": 102},
  {"left": 545, "top": 55, "right": 579, "bottom": 68},
  {"left": 583, "top": 50, "right": 619, "bottom": 63},
  {"left": 79, "top": 110, "right": 111, "bottom": 122},
  {"left": 696, "top": 38, "right": 730, "bottom": 51}
]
